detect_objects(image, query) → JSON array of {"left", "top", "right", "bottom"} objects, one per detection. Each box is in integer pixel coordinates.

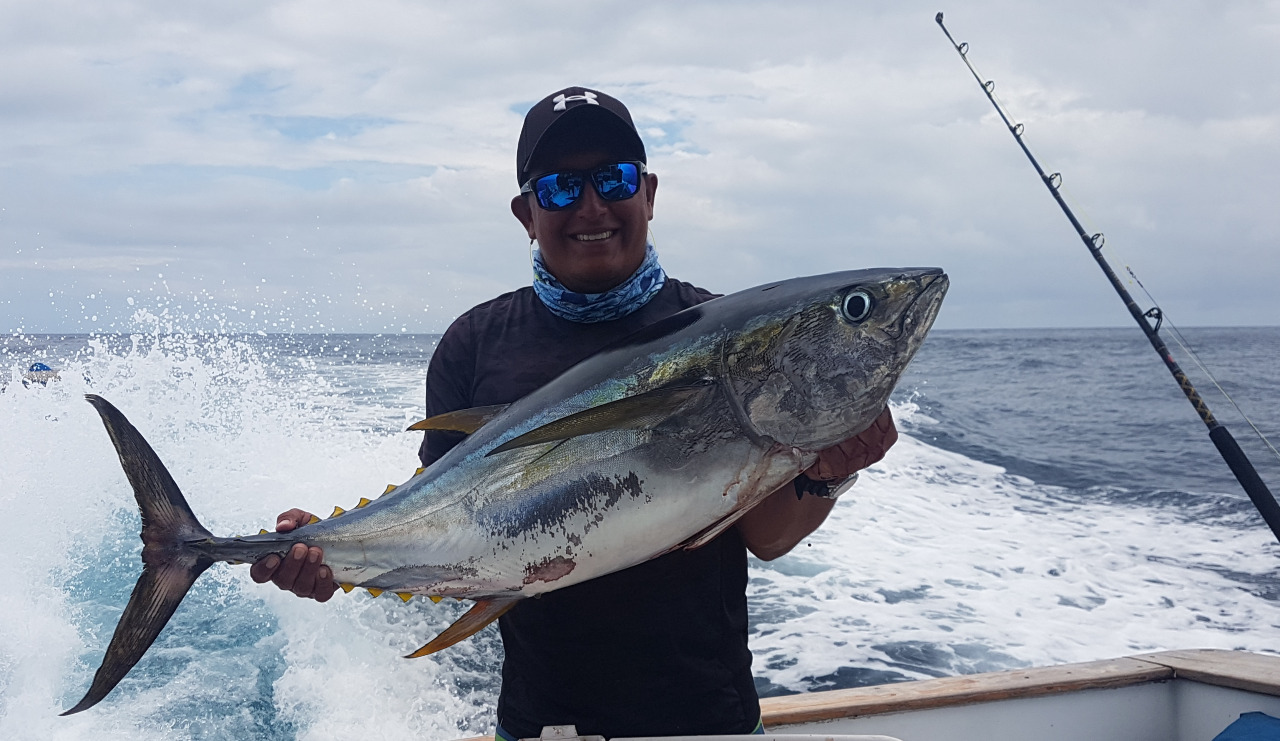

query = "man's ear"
[
  {"left": 511, "top": 194, "right": 536, "bottom": 239},
  {"left": 644, "top": 173, "right": 658, "bottom": 221}
]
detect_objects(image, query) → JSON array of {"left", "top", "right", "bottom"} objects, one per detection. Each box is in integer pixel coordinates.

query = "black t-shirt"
[{"left": 418, "top": 280, "right": 761, "bottom": 739}]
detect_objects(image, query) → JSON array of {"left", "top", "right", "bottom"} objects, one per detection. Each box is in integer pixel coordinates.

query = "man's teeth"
[{"left": 575, "top": 231, "right": 614, "bottom": 242}]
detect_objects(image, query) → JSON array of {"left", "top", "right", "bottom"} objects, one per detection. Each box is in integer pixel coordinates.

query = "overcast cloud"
[{"left": 2, "top": 0, "right": 1277, "bottom": 333}]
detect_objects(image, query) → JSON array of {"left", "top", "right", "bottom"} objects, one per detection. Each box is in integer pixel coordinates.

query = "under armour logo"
[{"left": 552, "top": 91, "right": 599, "bottom": 112}]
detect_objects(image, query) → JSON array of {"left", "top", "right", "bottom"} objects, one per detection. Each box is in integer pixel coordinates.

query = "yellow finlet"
[
  {"left": 330, "top": 505, "right": 346, "bottom": 518},
  {"left": 429, "top": 595, "right": 443, "bottom": 604},
  {"left": 415, "top": 467, "right": 426, "bottom": 476},
  {"left": 306, "top": 514, "right": 321, "bottom": 525},
  {"left": 258, "top": 528, "right": 269, "bottom": 535},
  {"left": 367, "top": 588, "right": 384, "bottom": 598},
  {"left": 339, "top": 583, "right": 354, "bottom": 593},
  {"left": 356, "top": 497, "right": 372, "bottom": 508},
  {"left": 396, "top": 592, "right": 413, "bottom": 603},
  {"left": 382, "top": 484, "right": 397, "bottom": 495}
]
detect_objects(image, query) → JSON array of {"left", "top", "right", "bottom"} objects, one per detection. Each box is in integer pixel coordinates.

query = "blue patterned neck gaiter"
[{"left": 532, "top": 243, "right": 667, "bottom": 323}]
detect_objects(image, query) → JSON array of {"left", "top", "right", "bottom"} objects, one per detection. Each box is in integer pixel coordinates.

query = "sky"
[{"left": 1, "top": 0, "right": 1277, "bottom": 333}]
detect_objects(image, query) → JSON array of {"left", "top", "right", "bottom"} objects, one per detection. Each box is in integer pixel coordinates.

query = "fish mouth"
[{"left": 882, "top": 270, "right": 948, "bottom": 341}]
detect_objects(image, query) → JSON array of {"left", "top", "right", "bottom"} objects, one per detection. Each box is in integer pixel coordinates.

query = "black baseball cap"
[{"left": 515, "top": 86, "right": 646, "bottom": 185}]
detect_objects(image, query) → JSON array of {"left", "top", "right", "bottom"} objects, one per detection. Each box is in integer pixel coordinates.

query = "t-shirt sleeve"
[{"left": 418, "top": 314, "right": 475, "bottom": 467}]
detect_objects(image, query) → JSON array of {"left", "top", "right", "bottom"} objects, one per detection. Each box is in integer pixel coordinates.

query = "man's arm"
[{"left": 737, "top": 407, "right": 897, "bottom": 561}]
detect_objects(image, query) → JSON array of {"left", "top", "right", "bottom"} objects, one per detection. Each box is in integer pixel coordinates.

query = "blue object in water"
[
  {"left": 1212, "top": 712, "right": 1280, "bottom": 741},
  {"left": 22, "top": 362, "right": 58, "bottom": 387}
]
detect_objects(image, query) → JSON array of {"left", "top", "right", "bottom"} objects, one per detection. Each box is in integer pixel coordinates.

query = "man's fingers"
[
  {"left": 272, "top": 543, "right": 308, "bottom": 591},
  {"left": 313, "top": 566, "right": 337, "bottom": 603},
  {"left": 878, "top": 408, "right": 898, "bottom": 446},
  {"left": 291, "top": 546, "right": 326, "bottom": 599},
  {"left": 805, "top": 407, "right": 898, "bottom": 480},
  {"left": 810, "top": 437, "right": 866, "bottom": 479},
  {"left": 250, "top": 554, "right": 280, "bottom": 584},
  {"left": 857, "top": 407, "right": 896, "bottom": 468},
  {"left": 275, "top": 508, "right": 315, "bottom": 533}
]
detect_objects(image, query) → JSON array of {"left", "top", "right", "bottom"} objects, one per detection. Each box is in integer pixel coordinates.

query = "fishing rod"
[{"left": 935, "top": 12, "right": 1280, "bottom": 545}]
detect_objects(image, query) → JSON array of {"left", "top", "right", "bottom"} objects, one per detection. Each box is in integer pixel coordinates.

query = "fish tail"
[{"left": 63, "top": 395, "right": 215, "bottom": 715}]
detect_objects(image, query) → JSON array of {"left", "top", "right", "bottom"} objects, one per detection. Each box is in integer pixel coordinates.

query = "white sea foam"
[
  {"left": 0, "top": 333, "right": 494, "bottom": 739},
  {"left": 749, "top": 403, "right": 1280, "bottom": 692},
  {"left": 1, "top": 333, "right": 1276, "bottom": 739}
]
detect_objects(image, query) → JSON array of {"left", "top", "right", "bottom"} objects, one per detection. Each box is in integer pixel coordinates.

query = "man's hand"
[
  {"left": 804, "top": 406, "right": 897, "bottom": 483},
  {"left": 739, "top": 407, "right": 897, "bottom": 560},
  {"left": 249, "top": 508, "right": 338, "bottom": 603}
]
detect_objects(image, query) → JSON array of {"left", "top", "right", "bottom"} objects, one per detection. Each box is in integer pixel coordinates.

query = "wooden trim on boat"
[
  {"left": 761, "top": 656, "right": 1169, "bottom": 726},
  {"left": 761, "top": 649, "right": 1280, "bottom": 728},
  {"left": 1137, "top": 648, "right": 1280, "bottom": 698}
]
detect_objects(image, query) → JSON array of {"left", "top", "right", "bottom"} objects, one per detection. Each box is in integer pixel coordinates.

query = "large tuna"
[{"left": 65, "top": 267, "right": 947, "bottom": 714}]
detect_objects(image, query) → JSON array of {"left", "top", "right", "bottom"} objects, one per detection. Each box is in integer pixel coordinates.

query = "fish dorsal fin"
[
  {"left": 487, "top": 380, "right": 716, "bottom": 457},
  {"left": 404, "top": 598, "right": 519, "bottom": 658},
  {"left": 407, "top": 404, "right": 510, "bottom": 434}
]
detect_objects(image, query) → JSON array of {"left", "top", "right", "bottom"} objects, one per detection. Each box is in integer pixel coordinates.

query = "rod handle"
[{"left": 1210, "top": 425, "right": 1280, "bottom": 544}]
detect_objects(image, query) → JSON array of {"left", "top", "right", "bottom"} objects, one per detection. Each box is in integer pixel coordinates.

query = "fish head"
[{"left": 724, "top": 267, "right": 947, "bottom": 451}]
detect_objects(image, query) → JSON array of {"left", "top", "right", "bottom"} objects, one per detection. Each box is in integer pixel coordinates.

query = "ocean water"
[{"left": 1, "top": 323, "right": 1277, "bottom": 739}]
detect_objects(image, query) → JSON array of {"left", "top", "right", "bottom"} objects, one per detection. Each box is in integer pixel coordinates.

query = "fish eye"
[{"left": 841, "top": 290, "right": 874, "bottom": 323}]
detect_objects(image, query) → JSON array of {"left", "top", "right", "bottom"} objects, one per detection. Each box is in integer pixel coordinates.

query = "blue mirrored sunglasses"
[{"left": 521, "top": 161, "right": 647, "bottom": 211}]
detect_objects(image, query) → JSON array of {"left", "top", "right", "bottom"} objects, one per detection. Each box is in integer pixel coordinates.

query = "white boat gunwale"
[
  {"left": 761, "top": 648, "right": 1279, "bottom": 727},
  {"left": 455, "top": 649, "right": 1280, "bottom": 740}
]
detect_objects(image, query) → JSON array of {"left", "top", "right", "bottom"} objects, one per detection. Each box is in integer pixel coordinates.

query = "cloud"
[
  {"left": 0, "top": 256, "right": 171, "bottom": 271},
  {"left": 1, "top": 0, "right": 1277, "bottom": 332}
]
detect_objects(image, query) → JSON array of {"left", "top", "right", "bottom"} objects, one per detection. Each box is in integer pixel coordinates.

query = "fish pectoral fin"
[
  {"left": 675, "top": 508, "right": 749, "bottom": 552},
  {"left": 486, "top": 380, "right": 716, "bottom": 457},
  {"left": 404, "top": 598, "right": 519, "bottom": 658},
  {"left": 407, "top": 404, "right": 511, "bottom": 434}
]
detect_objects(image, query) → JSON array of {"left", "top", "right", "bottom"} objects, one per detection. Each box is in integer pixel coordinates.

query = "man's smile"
[{"left": 575, "top": 230, "right": 615, "bottom": 242}]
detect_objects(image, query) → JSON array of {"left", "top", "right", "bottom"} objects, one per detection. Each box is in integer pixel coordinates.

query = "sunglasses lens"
[
  {"left": 592, "top": 162, "right": 641, "bottom": 201},
  {"left": 530, "top": 162, "right": 643, "bottom": 210},
  {"left": 535, "top": 173, "right": 583, "bottom": 210}
]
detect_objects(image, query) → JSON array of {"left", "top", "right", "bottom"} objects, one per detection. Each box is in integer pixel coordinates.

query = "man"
[{"left": 252, "top": 87, "right": 897, "bottom": 739}]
